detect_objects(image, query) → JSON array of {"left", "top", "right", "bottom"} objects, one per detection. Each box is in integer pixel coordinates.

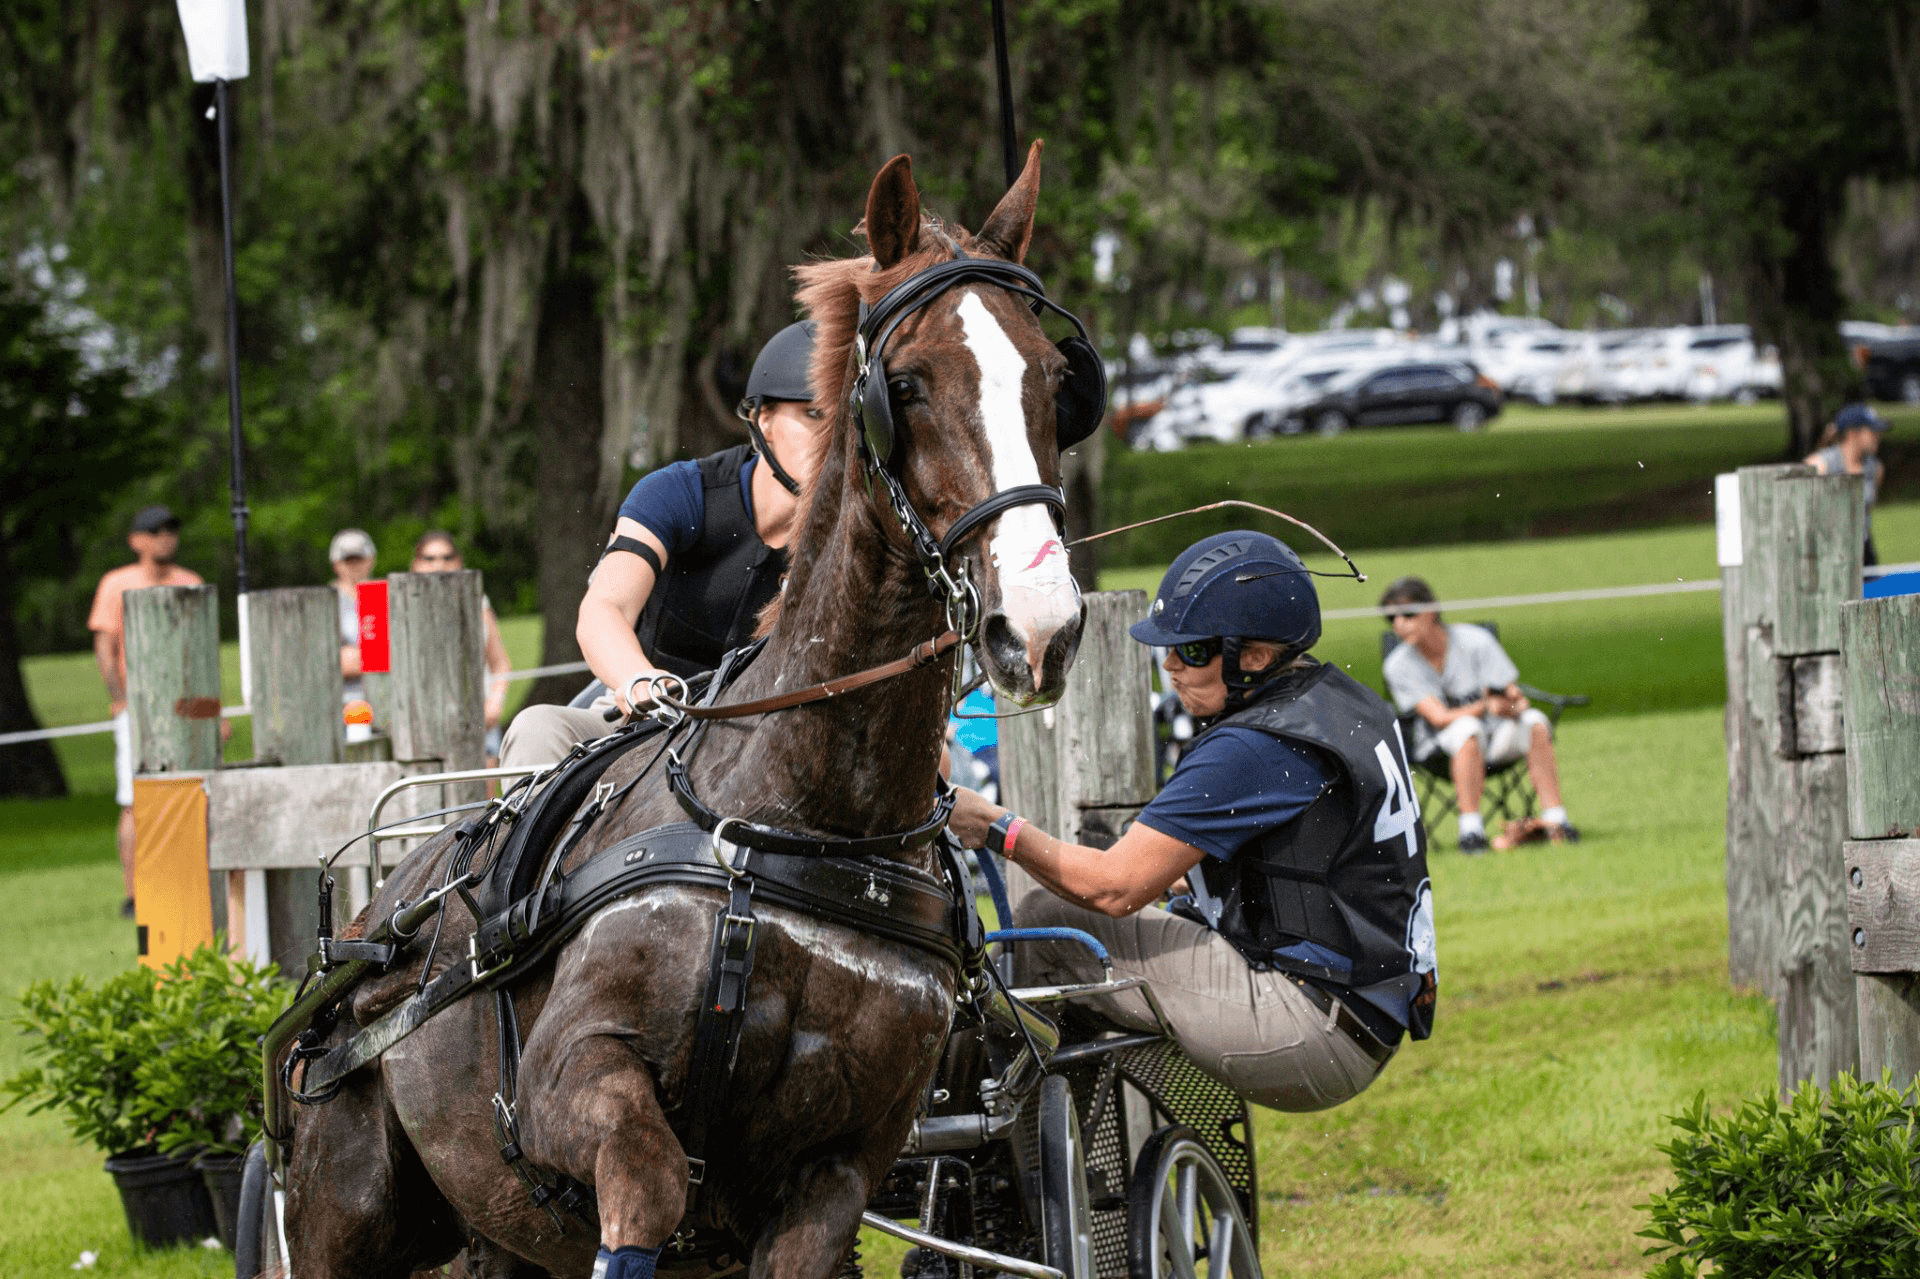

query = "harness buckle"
[
  {"left": 686, "top": 1156, "right": 706, "bottom": 1186},
  {"left": 468, "top": 933, "right": 511, "bottom": 986}
]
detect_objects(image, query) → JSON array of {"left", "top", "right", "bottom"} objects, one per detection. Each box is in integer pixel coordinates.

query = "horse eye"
[{"left": 888, "top": 377, "right": 917, "bottom": 404}]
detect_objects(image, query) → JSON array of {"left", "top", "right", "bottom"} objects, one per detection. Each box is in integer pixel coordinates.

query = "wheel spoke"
[
  {"left": 1208, "top": 1209, "right": 1238, "bottom": 1279},
  {"left": 1158, "top": 1188, "right": 1200, "bottom": 1279},
  {"left": 1176, "top": 1161, "right": 1199, "bottom": 1244}
]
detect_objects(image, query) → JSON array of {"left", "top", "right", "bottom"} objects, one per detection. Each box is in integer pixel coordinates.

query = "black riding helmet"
[{"left": 735, "top": 321, "right": 818, "bottom": 495}]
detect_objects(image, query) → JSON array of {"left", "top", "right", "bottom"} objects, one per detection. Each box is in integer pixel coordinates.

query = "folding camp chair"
[{"left": 1378, "top": 622, "right": 1590, "bottom": 834}]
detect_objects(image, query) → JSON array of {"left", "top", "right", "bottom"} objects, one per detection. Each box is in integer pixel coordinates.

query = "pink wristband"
[{"left": 1002, "top": 816, "right": 1027, "bottom": 851}]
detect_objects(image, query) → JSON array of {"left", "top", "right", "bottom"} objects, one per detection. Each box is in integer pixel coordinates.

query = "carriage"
[{"left": 235, "top": 761, "right": 1263, "bottom": 1279}]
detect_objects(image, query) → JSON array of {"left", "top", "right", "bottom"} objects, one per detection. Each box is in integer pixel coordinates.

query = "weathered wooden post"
[
  {"left": 124, "top": 585, "right": 222, "bottom": 965},
  {"left": 1842, "top": 595, "right": 1920, "bottom": 1084},
  {"left": 239, "top": 586, "right": 345, "bottom": 966},
  {"left": 387, "top": 569, "right": 486, "bottom": 776},
  {"left": 1718, "top": 465, "right": 1862, "bottom": 1090},
  {"left": 999, "top": 590, "right": 1158, "bottom": 911},
  {"left": 125, "top": 585, "right": 222, "bottom": 774}
]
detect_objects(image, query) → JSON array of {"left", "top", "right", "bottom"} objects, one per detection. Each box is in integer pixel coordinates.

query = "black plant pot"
[
  {"left": 193, "top": 1149, "right": 248, "bottom": 1251},
  {"left": 104, "top": 1148, "right": 219, "bottom": 1249}
]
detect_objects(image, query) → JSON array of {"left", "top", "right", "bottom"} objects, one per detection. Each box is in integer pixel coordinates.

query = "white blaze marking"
[{"left": 955, "top": 292, "right": 1079, "bottom": 611}]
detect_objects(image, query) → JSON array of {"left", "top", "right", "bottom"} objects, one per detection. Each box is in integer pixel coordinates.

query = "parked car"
[
  {"left": 1279, "top": 359, "right": 1502, "bottom": 435},
  {"left": 1142, "top": 329, "right": 1405, "bottom": 447},
  {"left": 1858, "top": 334, "right": 1920, "bottom": 403}
]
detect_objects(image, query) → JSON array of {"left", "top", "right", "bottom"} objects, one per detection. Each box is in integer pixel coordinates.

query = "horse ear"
[
  {"left": 864, "top": 155, "right": 921, "bottom": 269},
  {"left": 974, "top": 141, "right": 1043, "bottom": 263}
]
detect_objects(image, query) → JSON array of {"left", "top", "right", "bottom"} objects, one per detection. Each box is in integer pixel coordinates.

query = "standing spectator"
[
  {"left": 410, "top": 531, "right": 511, "bottom": 762},
  {"left": 88, "top": 506, "right": 204, "bottom": 918},
  {"left": 1806, "top": 402, "right": 1890, "bottom": 566},
  {"left": 329, "top": 529, "right": 376, "bottom": 706},
  {"left": 1379, "top": 576, "right": 1575, "bottom": 852}
]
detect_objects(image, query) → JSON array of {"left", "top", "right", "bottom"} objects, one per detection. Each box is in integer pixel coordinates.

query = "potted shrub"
[
  {"left": 1, "top": 964, "right": 218, "bottom": 1248},
  {"left": 137, "top": 944, "right": 293, "bottom": 1250}
]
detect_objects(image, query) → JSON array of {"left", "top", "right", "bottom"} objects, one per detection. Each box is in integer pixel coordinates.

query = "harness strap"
[
  {"left": 934, "top": 484, "right": 1065, "bottom": 562},
  {"left": 681, "top": 869, "right": 759, "bottom": 1193},
  {"left": 299, "top": 825, "right": 962, "bottom": 1098}
]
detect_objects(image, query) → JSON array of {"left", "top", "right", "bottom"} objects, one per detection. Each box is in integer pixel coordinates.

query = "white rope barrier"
[{"left": 10, "top": 565, "right": 1920, "bottom": 749}]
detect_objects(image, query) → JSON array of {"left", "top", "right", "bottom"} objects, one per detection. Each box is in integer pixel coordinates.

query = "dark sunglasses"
[{"left": 1170, "top": 638, "right": 1223, "bottom": 668}]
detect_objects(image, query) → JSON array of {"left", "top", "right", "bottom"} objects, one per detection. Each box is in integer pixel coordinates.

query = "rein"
[{"left": 653, "top": 630, "right": 961, "bottom": 722}]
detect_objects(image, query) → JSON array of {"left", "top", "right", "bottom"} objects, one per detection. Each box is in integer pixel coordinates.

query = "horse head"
[{"left": 804, "top": 145, "right": 1089, "bottom": 706}]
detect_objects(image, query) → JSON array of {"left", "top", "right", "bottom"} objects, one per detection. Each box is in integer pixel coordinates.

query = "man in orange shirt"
[{"left": 89, "top": 506, "right": 204, "bottom": 918}]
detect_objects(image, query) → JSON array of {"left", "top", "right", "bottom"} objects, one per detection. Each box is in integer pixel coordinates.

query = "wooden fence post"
[
  {"left": 124, "top": 585, "right": 222, "bottom": 774},
  {"left": 1000, "top": 591, "right": 1158, "bottom": 911},
  {"left": 1720, "top": 465, "right": 1862, "bottom": 1091},
  {"left": 241, "top": 586, "right": 345, "bottom": 968},
  {"left": 387, "top": 570, "right": 486, "bottom": 773},
  {"left": 123, "top": 585, "right": 222, "bottom": 963},
  {"left": 1842, "top": 595, "right": 1920, "bottom": 1086}
]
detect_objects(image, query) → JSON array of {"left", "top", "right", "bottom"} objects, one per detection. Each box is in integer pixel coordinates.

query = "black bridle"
[{"left": 851, "top": 252, "right": 1093, "bottom": 641}]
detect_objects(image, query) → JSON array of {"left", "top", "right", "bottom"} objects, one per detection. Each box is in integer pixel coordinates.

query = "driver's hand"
[{"left": 948, "top": 786, "right": 1005, "bottom": 850}]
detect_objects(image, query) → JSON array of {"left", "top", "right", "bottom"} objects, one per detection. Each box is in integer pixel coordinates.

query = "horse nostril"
[{"left": 981, "top": 613, "right": 1026, "bottom": 674}]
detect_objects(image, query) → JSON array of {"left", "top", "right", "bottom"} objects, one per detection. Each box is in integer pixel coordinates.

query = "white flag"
[{"left": 176, "top": 0, "right": 249, "bottom": 83}]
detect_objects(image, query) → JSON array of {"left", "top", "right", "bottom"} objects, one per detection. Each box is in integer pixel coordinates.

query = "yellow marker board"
[{"left": 131, "top": 776, "right": 214, "bottom": 968}]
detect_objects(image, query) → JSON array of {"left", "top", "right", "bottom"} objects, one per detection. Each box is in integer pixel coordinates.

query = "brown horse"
[{"left": 280, "top": 145, "right": 1086, "bottom": 1279}]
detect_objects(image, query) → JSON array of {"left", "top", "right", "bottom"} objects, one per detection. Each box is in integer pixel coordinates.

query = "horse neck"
[{"left": 692, "top": 440, "right": 955, "bottom": 849}]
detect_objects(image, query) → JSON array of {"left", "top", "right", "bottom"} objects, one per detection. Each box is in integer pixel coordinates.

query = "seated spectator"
[
  {"left": 1378, "top": 576, "right": 1576, "bottom": 852},
  {"left": 1805, "top": 402, "right": 1889, "bottom": 567},
  {"left": 410, "top": 531, "right": 511, "bottom": 762}
]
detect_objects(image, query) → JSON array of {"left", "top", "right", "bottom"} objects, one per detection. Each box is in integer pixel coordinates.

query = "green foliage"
[
  {"left": 1, "top": 943, "right": 289, "bottom": 1158},
  {"left": 1, "top": 965, "right": 160, "bottom": 1156},
  {"left": 1639, "top": 1075, "right": 1920, "bottom": 1278},
  {"left": 137, "top": 945, "right": 291, "bottom": 1157}
]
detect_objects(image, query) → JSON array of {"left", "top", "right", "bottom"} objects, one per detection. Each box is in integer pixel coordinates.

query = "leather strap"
[
  {"left": 682, "top": 871, "right": 759, "bottom": 1190},
  {"left": 654, "top": 630, "right": 961, "bottom": 721},
  {"left": 935, "top": 485, "right": 1065, "bottom": 562},
  {"left": 1288, "top": 975, "right": 1397, "bottom": 1065}
]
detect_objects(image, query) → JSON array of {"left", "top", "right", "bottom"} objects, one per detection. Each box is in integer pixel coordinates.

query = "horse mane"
[{"left": 752, "top": 213, "right": 985, "bottom": 638}]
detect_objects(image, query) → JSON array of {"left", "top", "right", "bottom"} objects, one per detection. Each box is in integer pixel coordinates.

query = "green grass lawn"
[
  {"left": 1, "top": 703, "right": 1763, "bottom": 1277},
  {"left": 1101, "top": 399, "right": 1920, "bottom": 566}
]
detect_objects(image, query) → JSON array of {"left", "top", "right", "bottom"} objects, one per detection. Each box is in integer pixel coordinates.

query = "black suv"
[{"left": 1283, "top": 359, "right": 1503, "bottom": 436}]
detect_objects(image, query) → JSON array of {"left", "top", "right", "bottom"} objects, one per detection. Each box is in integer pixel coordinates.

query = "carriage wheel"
[
  {"left": 1036, "top": 1074, "right": 1094, "bottom": 1279},
  {"left": 1125, "top": 1127, "right": 1262, "bottom": 1279}
]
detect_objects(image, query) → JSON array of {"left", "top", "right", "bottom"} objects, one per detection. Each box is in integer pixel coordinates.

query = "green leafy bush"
[
  {"left": 1639, "top": 1074, "right": 1920, "bottom": 1277},
  {"left": 138, "top": 945, "right": 293, "bottom": 1156},
  {"left": 2, "top": 943, "right": 292, "bottom": 1157},
  {"left": 1, "top": 965, "right": 161, "bottom": 1155}
]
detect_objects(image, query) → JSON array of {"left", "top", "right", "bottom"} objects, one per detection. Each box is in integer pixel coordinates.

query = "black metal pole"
[
  {"left": 216, "top": 77, "right": 250, "bottom": 598},
  {"left": 990, "top": 0, "right": 1019, "bottom": 186}
]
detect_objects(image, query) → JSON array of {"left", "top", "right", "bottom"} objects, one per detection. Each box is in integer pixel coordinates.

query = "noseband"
[{"left": 851, "top": 253, "right": 1091, "bottom": 640}]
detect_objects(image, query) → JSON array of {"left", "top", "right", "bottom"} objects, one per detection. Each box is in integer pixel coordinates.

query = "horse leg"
[
  {"left": 520, "top": 1032, "right": 689, "bottom": 1258},
  {"left": 285, "top": 1063, "right": 465, "bottom": 1278},
  {"left": 748, "top": 1156, "right": 872, "bottom": 1279}
]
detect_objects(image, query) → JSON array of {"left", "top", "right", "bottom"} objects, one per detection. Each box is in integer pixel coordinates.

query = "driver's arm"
[
  {"left": 577, "top": 516, "right": 674, "bottom": 711},
  {"left": 950, "top": 789, "right": 1205, "bottom": 917}
]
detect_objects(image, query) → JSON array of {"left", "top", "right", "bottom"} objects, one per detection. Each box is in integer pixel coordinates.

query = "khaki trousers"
[
  {"left": 498, "top": 703, "right": 620, "bottom": 770},
  {"left": 1009, "top": 877, "right": 1392, "bottom": 1113}
]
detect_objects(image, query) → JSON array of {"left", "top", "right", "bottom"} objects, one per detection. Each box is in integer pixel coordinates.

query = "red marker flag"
[{"left": 357, "top": 580, "right": 390, "bottom": 673}]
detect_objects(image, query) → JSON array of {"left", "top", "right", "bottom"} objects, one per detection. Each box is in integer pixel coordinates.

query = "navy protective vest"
[
  {"left": 1177, "top": 659, "right": 1437, "bottom": 1041},
  {"left": 634, "top": 445, "right": 788, "bottom": 678}
]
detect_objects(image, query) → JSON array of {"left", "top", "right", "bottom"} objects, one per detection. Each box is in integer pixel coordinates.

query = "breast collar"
[{"left": 852, "top": 249, "right": 1078, "bottom": 642}]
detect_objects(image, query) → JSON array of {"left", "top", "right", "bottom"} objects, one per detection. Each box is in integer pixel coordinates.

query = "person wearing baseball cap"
[
  {"left": 1807, "top": 402, "right": 1891, "bottom": 565},
  {"left": 330, "top": 528, "right": 377, "bottom": 704},
  {"left": 948, "top": 531, "right": 1435, "bottom": 1113},
  {"left": 88, "top": 505, "right": 204, "bottom": 917}
]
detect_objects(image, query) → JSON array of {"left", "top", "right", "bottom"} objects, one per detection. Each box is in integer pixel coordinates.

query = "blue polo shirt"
[
  {"left": 618, "top": 456, "right": 758, "bottom": 556},
  {"left": 1135, "top": 726, "right": 1333, "bottom": 860}
]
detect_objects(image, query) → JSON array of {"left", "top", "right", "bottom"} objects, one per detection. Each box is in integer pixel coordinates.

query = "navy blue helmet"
[{"left": 1131, "top": 531, "right": 1321, "bottom": 701}]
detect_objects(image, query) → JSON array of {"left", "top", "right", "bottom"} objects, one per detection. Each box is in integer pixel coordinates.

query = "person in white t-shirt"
[{"left": 1379, "top": 576, "right": 1575, "bottom": 852}]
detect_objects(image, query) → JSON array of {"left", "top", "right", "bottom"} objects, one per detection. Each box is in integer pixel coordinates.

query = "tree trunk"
[
  {"left": 1743, "top": 175, "right": 1864, "bottom": 458},
  {"left": 0, "top": 531, "right": 68, "bottom": 797},
  {"left": 522, "top": 209, "right": 611, "bottom": 710}
]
